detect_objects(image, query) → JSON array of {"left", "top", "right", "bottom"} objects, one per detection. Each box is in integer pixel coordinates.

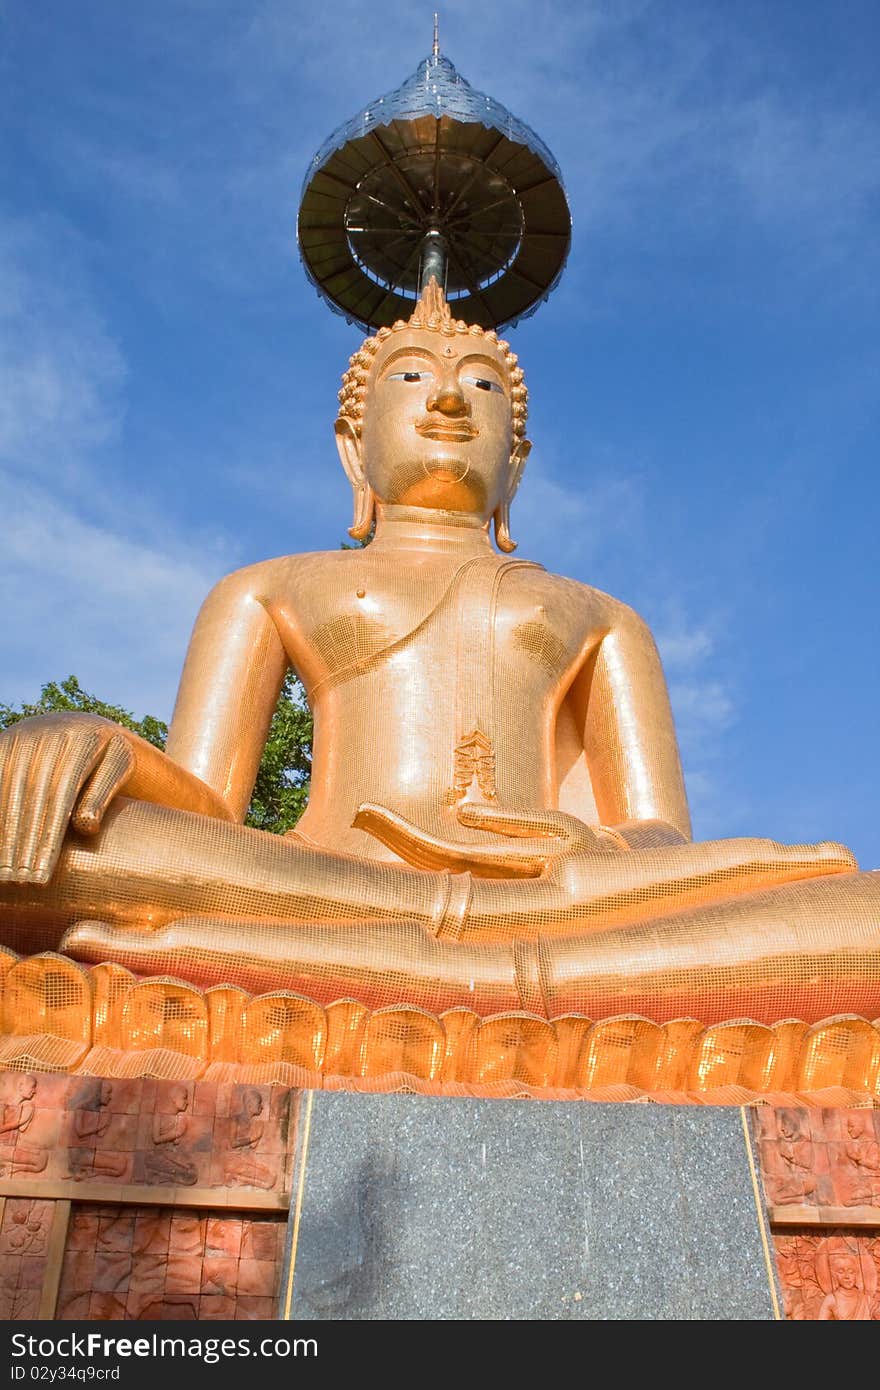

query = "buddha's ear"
[
  {"left": 493, "top": 438, "right": 531, "bottom": 553},
  {"left": 508, "top": 438, "right": 531, "bottom": 501},
  {"left": 334, "top": 416, "right": 364, "bottom": 487},
  {"left": 335, "top": 417, "right": 375, "bottom": 541}
]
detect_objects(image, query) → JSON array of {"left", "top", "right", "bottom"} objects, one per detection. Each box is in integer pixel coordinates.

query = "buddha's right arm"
[
  {"left": 163, "top": 567, "right": 288, "bottom": 820},
  {"left": 0, "top": 711, "right": 235, "bottom": 884},
  {"left": 0, "top": 566, "right": 287, "bottom": 884}
]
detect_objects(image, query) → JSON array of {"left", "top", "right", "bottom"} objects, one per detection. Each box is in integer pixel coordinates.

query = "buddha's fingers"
[
  {"left": 768, "top": 839, "right": 857, "bottom": 873},
  {"left": 0, "top": 728, "right": 31, "bottom": 876},
  {"left": 32, "top": 733, "right": 106, "bottom": 883},
  {"left": 2, "top": 730, "right": 64, "bottom": 876},
  {"left": 72, "top": 735, "right": 135, "bottom": 835},
  {"left": 63, "top": 919, "right": 287, "bottom": 995},
  {"left": 354, "top": 802, "right": 551, "bottom": 877},
  {"left": 13, "top": 730, "right": 92, "bottom": 880},
  {"left": 0, "top": 729, "right": 104, "bottom": 884},
  {"left": 455, "top": 803, "right": 614, "bottom": 853},
  {"left": 547, "top": 835, "right": 858, "bottom": 906}
]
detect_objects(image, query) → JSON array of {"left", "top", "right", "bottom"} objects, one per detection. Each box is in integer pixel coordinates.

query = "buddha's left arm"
[{"left": 570, "top": 604, "right": 693, "bottom": 843}]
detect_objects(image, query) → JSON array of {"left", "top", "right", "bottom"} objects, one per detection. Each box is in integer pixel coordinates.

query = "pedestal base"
[
  {"left": 3, "top": 1070, "right": 877, "bottom": 1320},
  {"left": 281, "top": 1093, "right": 781, "bottom": 1320}
]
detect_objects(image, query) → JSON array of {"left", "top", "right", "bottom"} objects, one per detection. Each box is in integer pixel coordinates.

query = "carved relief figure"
[
  {"left": 69, "top": 1080, "right": 128, "bottom": 1182},
  {"left": 0, "top": 1076, "right": 47, "bottom": 1177},
  {"left": 767, "top": 1111, "right": 818, "bottom": 1206},
  {"left": 816, "top": 1239, "right": 877, "bottom": 1320},
  {"left": 223, "top": 1089, "right": 276, "bottom": 1190},
  {"left": 143, "top": 1085, "right": 198, "bottom": 1187},
  {"left": 836, "top": 1113, "right": 880, "bottom": 1207}
]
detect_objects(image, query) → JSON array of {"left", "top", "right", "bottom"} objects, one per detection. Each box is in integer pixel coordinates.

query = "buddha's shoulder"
[
  {"left": 527, "top": 569, "right": 652, "bottom": 632},
  {"left": 205, "top": 549, "right": 362, "bottom": 600}
]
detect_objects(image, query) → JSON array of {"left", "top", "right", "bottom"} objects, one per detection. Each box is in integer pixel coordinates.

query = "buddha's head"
[
  {"left": 831, "top": 1256, "right": 859, "bottom": 1290},
  {"left": 170, "top": 1083, "right": 189, "bottom": 1113},
  {"left": 243, "top": 1088, "right": 263, "bottom": 1118},
  {"left": 778, "top": 1111, "right": 802, "bottom": 1139},
  {"left": 335, "top": 279, "right": 530, "bottom": 551}
]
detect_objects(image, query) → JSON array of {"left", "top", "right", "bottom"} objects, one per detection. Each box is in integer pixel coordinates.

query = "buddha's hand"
[
  {"left": 354, "top": 802, "right": 621, "bottom": 877},
  {"left": 539, "top": 833, "right": 858, "bottom": 903},
  {"left": 0, "top": 713, "right": 135, "bottom": 885}
]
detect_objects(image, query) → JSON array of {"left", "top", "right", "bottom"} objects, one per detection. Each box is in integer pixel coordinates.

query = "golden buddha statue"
[{"left": 0, "top": 282, "right": 877, "bottom": 1032}]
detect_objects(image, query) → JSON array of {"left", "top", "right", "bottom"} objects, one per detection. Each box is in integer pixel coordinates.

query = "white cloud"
[
  {"left": 655, "top": 627, "right": 714, "bottom": 670},
  {"left": 0, "top": 218, "right": 233, "bottom": 719},
  {"left": 47, "top": 136, "right": 184, "bottom": 210},
  {"left": 653, "top": 614, "right": 740, "bottom": 838},
  {"left": 516, "top": 459, "right": 646, "bottom": 574},
  {"left": 514, "top": 451, "right": 742, "bottom": 835},
  {"left": 0, "top": 476, "right": 226, "bottom": 720},
  {"left": 728, "top": 96, "right": 880, "bottom": 246},
  {"left": 0, "top": 220, "right": 127, "bottom": 483},
  {"left": 668, "top": 677, "right": 735, "bottom": 740}
]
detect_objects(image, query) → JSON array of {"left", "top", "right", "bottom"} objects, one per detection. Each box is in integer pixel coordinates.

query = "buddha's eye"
[
  {"left": 462, "top": 375, "right": 504, "bottom": 394},
  {"left": 388, "top": 371, "right": 427, "bottom": 383}
]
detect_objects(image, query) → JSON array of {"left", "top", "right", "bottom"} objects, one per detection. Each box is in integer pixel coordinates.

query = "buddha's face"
[
  {"left": 833, "top": 1259, "right": 858, "bottom": 1290},
  {"left": 339, "top": 327, "right": 528, "bottom": 521}
]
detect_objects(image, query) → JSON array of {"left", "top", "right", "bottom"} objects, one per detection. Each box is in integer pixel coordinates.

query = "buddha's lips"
[{"left": 416, "top": 418, "right": 478, "bottom": 442}]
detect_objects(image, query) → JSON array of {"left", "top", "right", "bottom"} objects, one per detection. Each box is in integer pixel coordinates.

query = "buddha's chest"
[{"left": 272, "top": 558, "right": 596, "bottom": 702}]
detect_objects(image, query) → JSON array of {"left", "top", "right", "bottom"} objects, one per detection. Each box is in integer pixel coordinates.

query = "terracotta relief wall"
[
  {"left": 3, "top": 1066, "right": 880, "bottom": 1323},
  {"left": 755, "top": 1106, "right": 880, "bottom": 1320},
  {"left": 756, "top": 1106, "right": 880, "bottom": 1217},
  {"left": 0, "top": 1071, "right": 297, "bottom": 1320},
  {"left": 56, "top": 1206, "right": 286, "bottom": 1321},
  {"left": 0, "top": 1071, "right": 294, "bottom": 1195},
  {"left": 774, "top": 1232, "right": 879, "bottom": 1320},
  {"left": 0, "top": 1198, "right": 55, "bottom": 1319}
]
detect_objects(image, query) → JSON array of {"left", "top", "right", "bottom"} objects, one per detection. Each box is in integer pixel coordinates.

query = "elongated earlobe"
[
  {"left": 349, "top": 481, "right": 376, "bottom": 541},
  {"left": 493, "top": 499, "right": 516, "bottom": 553},
  {"left": 334, "top": 416, "right": 376, "bottom": 540},
  {"left": 494, "top": 439, "right": 531, "bottom": 553}
]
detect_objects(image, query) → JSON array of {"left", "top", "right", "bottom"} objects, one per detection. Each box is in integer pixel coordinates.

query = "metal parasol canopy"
[{"left": 298, "top": 29, "right": 571, "bottom": 332}]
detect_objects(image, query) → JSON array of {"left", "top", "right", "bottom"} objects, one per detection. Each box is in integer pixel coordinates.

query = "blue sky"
[{"left": 2, "top": 1, "right": 878, "bottom": 864}]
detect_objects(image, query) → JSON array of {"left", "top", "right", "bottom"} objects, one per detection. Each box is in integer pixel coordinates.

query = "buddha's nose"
[{"left": 426, "top": 377, "right": 469, "bottom": 417}]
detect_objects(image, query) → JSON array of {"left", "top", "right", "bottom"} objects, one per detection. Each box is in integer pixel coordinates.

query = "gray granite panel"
[{"left": 282, "top": 1093, "right": 779, "bottom": 1320}]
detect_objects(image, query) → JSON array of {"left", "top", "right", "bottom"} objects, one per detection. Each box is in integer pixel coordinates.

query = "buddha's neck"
[{"left": 369, "top": 505, "right": 495, "bottom": 556}]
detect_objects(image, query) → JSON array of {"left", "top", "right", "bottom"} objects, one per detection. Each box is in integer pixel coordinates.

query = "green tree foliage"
[
  {"left": 244, "top": 671, "right": 312, "bottom": 834},
  {"left": 0, "top": 676, "right": 169, "bottom": 749},
  {"left": 0, "top": 673, "right": 313, "bottom": 836}
]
